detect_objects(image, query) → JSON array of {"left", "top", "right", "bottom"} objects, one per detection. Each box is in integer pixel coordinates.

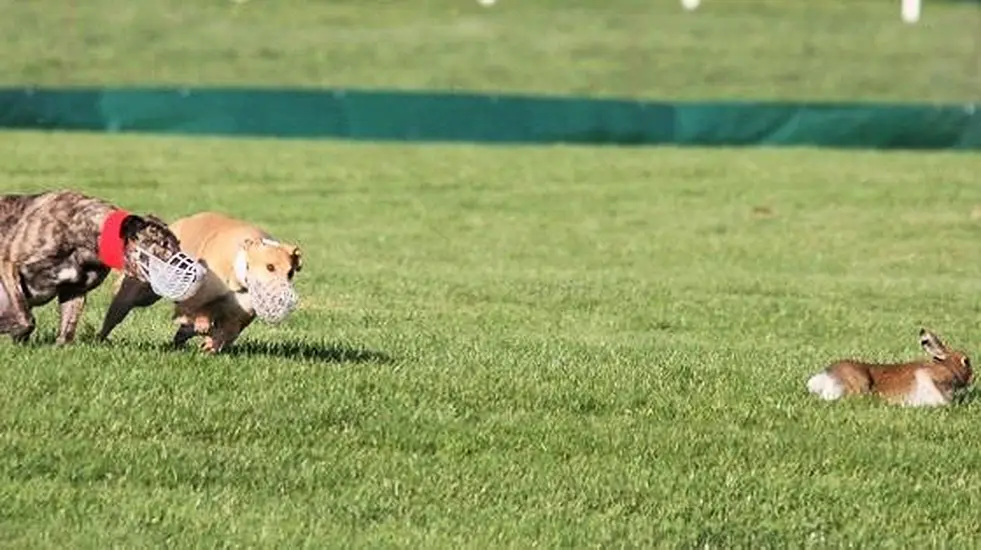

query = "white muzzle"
[
  {"left": 136, "top": 248, "right": 206, "bottom": 302},
  {"left": 248, "top": 276, "right": 299, "bottom": 324}
]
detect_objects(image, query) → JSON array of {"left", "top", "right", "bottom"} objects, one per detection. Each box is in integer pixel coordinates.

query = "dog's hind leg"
[
  {"left": 97, "top": 275, "right": 161, "bottom": 341},
  {"left": 0, "top": 265, "right": 35, "bottom": 343}
]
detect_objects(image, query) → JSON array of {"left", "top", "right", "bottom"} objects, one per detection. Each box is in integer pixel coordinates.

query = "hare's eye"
[{"left": 963, "top": 357, "right": 972, "bottom": 368}]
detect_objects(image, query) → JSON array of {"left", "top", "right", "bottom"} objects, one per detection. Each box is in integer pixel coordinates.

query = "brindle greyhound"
[{"left": 0, "top": 189, "right": 188, "bottom": 345}]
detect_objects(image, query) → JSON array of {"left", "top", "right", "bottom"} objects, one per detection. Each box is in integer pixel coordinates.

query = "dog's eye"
[
  {"left": 287, "top": 269, "right": 295, "bottom": 280},
  {"left": 266, "top": 264, "right": 275, "bottom": 272}
]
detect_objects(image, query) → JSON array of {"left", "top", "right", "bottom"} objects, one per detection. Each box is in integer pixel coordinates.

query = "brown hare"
[{"left": 807, "top": 329, "right": 973, "bottom": 407}]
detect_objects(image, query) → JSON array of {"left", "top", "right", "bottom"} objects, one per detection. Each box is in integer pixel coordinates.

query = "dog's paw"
[
  {"left": 200, "top": 336, "right": 224, "bottom": 354},
  {"left": 193, "top": 316, "right": 212, "bottom": 334}
]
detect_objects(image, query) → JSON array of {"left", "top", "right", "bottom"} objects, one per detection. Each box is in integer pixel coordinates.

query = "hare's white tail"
[{"left": 807, "top": 372, "right": 845, "bottom": 401}]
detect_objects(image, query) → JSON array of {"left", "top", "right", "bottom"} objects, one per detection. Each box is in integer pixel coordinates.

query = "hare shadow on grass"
[{"left": 952, "top": 386, "right": 980, "bottom": 407}]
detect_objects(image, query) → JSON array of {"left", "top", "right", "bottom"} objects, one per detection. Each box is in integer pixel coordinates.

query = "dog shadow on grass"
[
  {"left": 84, "top": 334, "right": 393, "bottom": 364},
  {"left": 16, "top": 323, "right": 392, "bottom": 364},
  {"left": 218, "top": 339, "right": 393, "bottom": 364}
]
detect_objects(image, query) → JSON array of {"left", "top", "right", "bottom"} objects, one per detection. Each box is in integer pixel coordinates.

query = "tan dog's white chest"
[
  {"left": 233, "top": 248, "right": 249, "bottom": 291},
  {"left": 231, "top": 240, "right": 298, "bottom": 315},
  {"left": 903, "top": 370, "right": 951, "bottom": 407},
  {"left": 232, "top": 288, "right": 253, "bottom": 313}
]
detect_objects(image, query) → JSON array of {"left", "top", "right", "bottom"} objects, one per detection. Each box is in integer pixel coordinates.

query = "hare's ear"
[{"left": 920, "top": 328, "right": 948, "bottom": 361}]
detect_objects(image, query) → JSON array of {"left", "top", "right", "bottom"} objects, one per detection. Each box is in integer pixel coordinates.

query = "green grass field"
[
  {"left": 2, "top": 132, "right": 981, "bottom": 548},
  {"left": 3, "top": 0, "right": 981, "bottom": 548},
  {"left": 3, "top": 0, "right": 979, "bottom": 102}
]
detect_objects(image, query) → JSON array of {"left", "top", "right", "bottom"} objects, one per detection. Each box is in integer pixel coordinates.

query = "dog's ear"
[
  {"left": 119, "top": 214, "right": 148, "bottom": 240},
  {"left": 287, "top": 245, "right": 303, "bottom": 272},
  {"left": 144, "top": 214, "right": 170, "bottom": 227}
]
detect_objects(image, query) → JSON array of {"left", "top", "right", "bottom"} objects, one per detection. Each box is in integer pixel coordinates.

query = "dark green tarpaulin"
[{"left": 0, "top": 87, "right": 978, "bottom": 151}]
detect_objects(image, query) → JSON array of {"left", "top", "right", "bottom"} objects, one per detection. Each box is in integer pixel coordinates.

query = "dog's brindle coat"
[{"left": 0, "top": 190, "right": 182, "bottom": 344}]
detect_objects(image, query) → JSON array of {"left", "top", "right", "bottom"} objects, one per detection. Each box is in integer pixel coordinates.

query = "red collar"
[{"left": 98, "top": 210, "right": 131, "bottom": 269}]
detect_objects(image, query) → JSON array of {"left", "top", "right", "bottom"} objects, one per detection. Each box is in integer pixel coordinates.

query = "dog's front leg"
[
  {"left": 220, "top": 313, "right": 254, "bottom": 351},
  {"left": 98, "top": 276, "right": 161, "bottom": 341},
  {"left": 173, "top": 323, "right": 197, "bottom": 348},
  {"left": 0, "top": 264, "right": 35, "bottom": 343},
  {"left": 56, "top": 290, "right": 87, "bottom": 345},
  {"left": 203, "top": 312, "right": 254, "bottom": 354},
  {"left": 200, "top": 320, "right": 225, "bottom": 354}
]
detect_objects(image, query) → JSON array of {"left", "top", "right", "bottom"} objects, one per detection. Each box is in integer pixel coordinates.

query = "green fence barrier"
[{"left": 0, "top": 87, "right": 978, "bottom": 151}]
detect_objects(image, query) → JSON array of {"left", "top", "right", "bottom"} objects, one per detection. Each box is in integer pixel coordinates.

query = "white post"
[
  {"left": 901, "top": 0, "right": 921, "bottom": 23},
  {"left": 681, "top": 0, "right": 700, "bottom": 11}
]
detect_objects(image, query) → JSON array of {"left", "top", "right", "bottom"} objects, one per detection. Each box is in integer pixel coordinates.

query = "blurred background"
[{"left": 4, "top": 0, "right": 979, "bottom": 104}]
